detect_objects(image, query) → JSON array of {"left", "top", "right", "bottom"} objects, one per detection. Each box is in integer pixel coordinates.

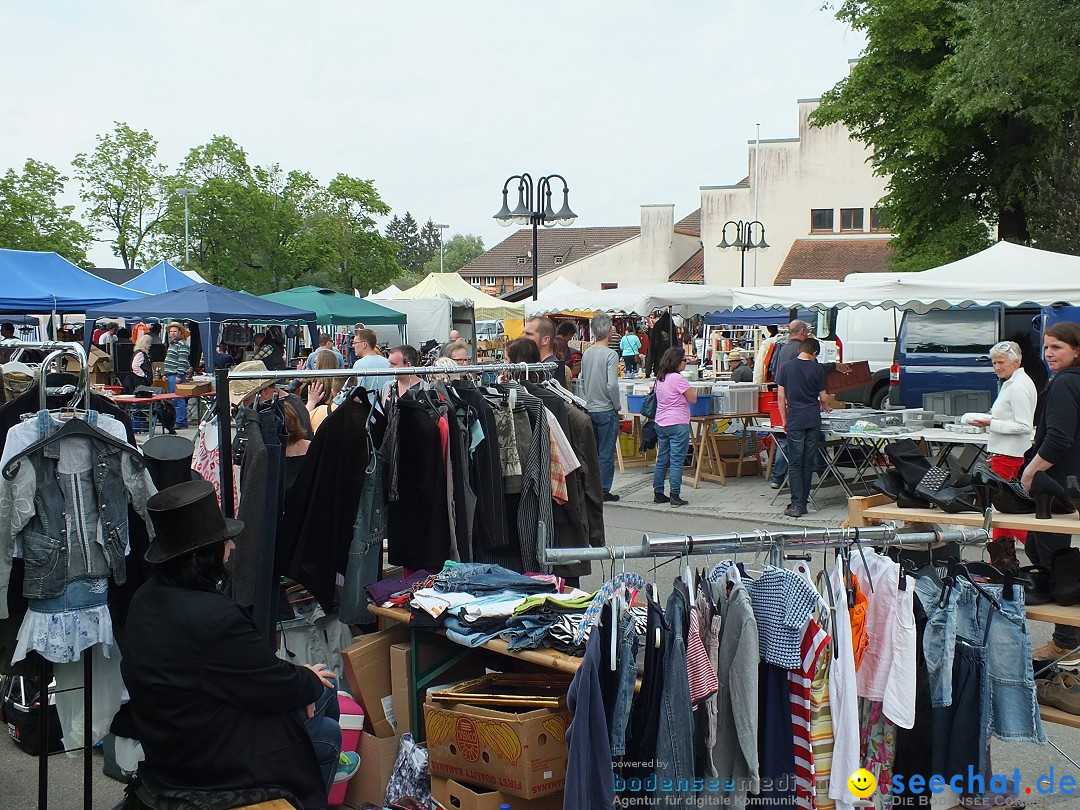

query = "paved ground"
[{"left": 1, "top": 429, "right": 1076, "bottom": 808}]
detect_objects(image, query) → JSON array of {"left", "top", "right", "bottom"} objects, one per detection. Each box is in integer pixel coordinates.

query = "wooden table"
[
  {"left": 112, "top": 392, "right": 187, "bottom": 435},
  {"left": 683, "top": 412, "right": 765, "bottom": 488},
  {"left": 848, "top": 493, "right": 1080, "bottom": 729}
]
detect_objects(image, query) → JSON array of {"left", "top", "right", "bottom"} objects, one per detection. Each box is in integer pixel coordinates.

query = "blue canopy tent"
[
  {"left": 0, "top": 248, "right": 145, "bottom": 313},
  {"left": 125, "top": 260, "right": 198, "bottom": 294},
  {"left": 703, "top": 308, "right": 801, "bottom": 326},
  {"left": 83, "top": 283, "right": 318, "bottom": 372}
]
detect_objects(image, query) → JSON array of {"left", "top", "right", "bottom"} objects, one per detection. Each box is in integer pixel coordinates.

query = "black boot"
[
  {"left": 1032, "top": 471, "right": 1076, "bottom": 519},
  {"left": 972, "top": 463, "right": 1036, "bottom": 513},
  {"left": 1021, "top": 564, "right": 1054, "bottom": 605},
  {"left": 1052, "top": 548, "right": 1080, "bottom": 606}
]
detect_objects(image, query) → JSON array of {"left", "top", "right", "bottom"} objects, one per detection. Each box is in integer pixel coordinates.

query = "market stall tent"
[
  {"left": 365, "top": 283, "right": 402, "bottom": 300},
  {"left": 260, "top": 286, "right": 406, "bottom": 326},
  {"left": 125, "top": 261, "right": 198, "bottom": 294},
  {"left": 394, "top": 272, "right": 526, "bottom": 322},
  {"left": 528, "top": 282, "right": 734, "bottom": 319},
  {"left": 730, "top": 241, "right": 1080, "bottom": 313},
  {"left": 0, "top": 248, "right": 145, "bottom": 312},
  {"left": 83, "top": 283, "right": 318, "bottom": 372}
]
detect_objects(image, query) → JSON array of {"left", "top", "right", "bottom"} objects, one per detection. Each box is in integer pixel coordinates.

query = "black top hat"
[
  {"left": 144, "top": 479, "right": 244, "bottom": 564},
  {"left": 142, "top": 435, "right": 201, "bottom": 491}
]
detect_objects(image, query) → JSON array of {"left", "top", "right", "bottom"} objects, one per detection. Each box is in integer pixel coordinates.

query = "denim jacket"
[{"left": 0, "top": 411, "right": 155, "bottom": 617}]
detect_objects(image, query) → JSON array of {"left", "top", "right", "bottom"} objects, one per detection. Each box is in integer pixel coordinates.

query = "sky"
[{"left": 0, "top": 1, "right": 865, "bottom": 269}]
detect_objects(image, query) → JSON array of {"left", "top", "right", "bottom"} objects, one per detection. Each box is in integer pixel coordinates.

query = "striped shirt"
[
  {"left": 810, "top": 645, "right": 836, "bottom": 810},
  {"left": 686, "top": 602, "right": 718, "bottom": 705},
  {"left": 788, "top": 619, "right": 830, "bottom": 810}
]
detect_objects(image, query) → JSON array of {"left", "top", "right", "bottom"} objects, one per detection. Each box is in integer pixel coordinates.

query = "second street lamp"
[
  {"left": 718, "top": 219, "right": 768, "bottom": 287},
  {"left": 434, "top": 223, "right": 449, "bottom": 272},
  {"left": 494, "top": 173, "right": 576, "bottom": 300}
]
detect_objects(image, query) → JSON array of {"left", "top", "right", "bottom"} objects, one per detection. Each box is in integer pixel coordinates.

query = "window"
[
  {"left": 810, "top": 209, "right": 834, "bottom": 232},
  {"left": 553, "top": 255, "right": 564, "bottom": 264},
  {"left": 870, "top": 208, "right": 889, "bottom": 232},
  {"left": 601, "top": 282, "right": 619, "bottom": 290},
  {"left": 513, "top": 276, "right": 525, "bottom": 286},
  {"left": 485, "top": 276, "right": 497, "bottom": 286},
  {"left": 840, "top": 208, "right": 864, "bottom": 232},
  {"left": 517, "top": 256, "right": 527, "bottom": 265},
  {"left": 903, "top": 310, "right": 997, "bottom": 354}
]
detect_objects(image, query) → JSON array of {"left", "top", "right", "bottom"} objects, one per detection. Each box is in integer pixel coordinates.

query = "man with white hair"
[{"left": 580, "top": 313, "right": 621, "bottom": 502}]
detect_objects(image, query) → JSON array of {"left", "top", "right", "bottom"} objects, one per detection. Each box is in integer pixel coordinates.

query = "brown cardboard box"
[
  {"left": 174, "top": 382, "right": 213, "bottom": 397},
  {"left": 713, "top": 433, "right": 743, "bottom": 456},
  {"left": 389, "top": 642, "right": 489, "bottom": 736},
  {"left": 341, "top": 624, "right": 409, "bottom": 737},
  {"left": 825, "top": 360, "right": 871, "bottom": 394},
  {"left": 425, "top": 701, "right": 571, "bottom": 799},
  {"left": 431, "top": 776, "right": 564, "bottom": 810},
  {"left": 343, "top": 731, "right": 402, "bottom": 808},
  {"left": 717, "top": 456, "right": 761, "bottom": 477}
]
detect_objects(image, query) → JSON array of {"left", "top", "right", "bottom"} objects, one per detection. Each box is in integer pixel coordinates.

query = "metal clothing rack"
[{"left": 0, "top": 340, "right": 95, "bottom": 810}]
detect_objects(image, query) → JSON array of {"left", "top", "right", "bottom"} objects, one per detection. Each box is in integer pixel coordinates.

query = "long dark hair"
[
  {"left": 152, "top": 540, "right": 228, "bottom": 593},
  {"left": 1045, "top": 322, "right": 1080, "bottom": 369},
  {"left": 656, "top": 346, "right": 686, "bottom": 381}
]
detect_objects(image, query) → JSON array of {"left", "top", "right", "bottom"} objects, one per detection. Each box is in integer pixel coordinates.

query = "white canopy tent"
[
  {"left": 528, "top": 282, "right": 734, "bottom": 318},
  {"left": 364, "top": 283, "right": 402, "bottom": 300},
  {"left": 731, "top": 242, "right": 1080, "bottom": 313}
]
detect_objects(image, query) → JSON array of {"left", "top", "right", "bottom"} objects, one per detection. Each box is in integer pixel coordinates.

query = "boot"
[
  {"left": 1051, "top": 547, "right": 1080, "bottom": 606},
  {"left": 1021, "top": 564, "right": 1054, "bottom": 605},
  {"left": 987, "top": 537, "right": 1020, "bottom": 574},
  {"left": 972, "top": 463, "right": 1037, "bottom": 514},
  {"left": 1032, "top": 471, "right": 1076, "bottom": 519}
]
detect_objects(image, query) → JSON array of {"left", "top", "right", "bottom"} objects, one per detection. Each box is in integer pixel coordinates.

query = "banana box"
[{"left": 424, "top": 675, "right": 572, "bottom": 800}]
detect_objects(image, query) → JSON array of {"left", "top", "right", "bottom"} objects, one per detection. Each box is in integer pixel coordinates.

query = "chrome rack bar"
[
  {"left": 225, "top": 361, "right": 558, "bottom": 380},
  {"left": 0, "top": 339, "right": 90, "bottom": 409},
  {"left": 539, "top": 524, "right": 988, "bottom": 565}
]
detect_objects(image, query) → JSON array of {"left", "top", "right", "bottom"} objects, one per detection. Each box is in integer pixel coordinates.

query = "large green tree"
[
  {"left": 0, "top": 158, "right": 91, "bottom": 263},
  {"left": 422, "top": 233, "right": 485, "bottom": 275},
  {"left": 812, "top": 0, "right": 1080, "bottom": 269},
  {"left": 72, "top": 122, "right": 171, "bottom": 269},
  {"left": 385, "top": 211, "right": 423, "bottom": 273}
]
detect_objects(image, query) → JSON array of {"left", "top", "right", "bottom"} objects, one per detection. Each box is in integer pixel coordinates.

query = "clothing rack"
[
  {"left": 0, "top": 340, "right": 95, "bottom": 810},
  {"left": 538, "top": 523, "right": 990, "bottom": 566}
]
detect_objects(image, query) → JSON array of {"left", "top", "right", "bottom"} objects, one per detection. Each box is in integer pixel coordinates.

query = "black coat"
[
  {"left": 1031, "top": 365, "right": 1080, "bottom": 483},
  {"left": 121, "top": 578, "right": 325, "bottom": 807}
]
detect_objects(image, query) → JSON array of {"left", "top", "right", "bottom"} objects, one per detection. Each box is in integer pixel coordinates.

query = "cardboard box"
[
  {"left": 717, "top": 455, "right": 761, "bottom": 477},
  {"left": 825, "top": 360, "right": 871, "bottom": 394},
  {"left": 341, "top": 624, "right": 409, "bottom": 737},
  {"left": 425, "top": 702, "right": 571, "bottom": 799},
  {"left": 390, "top": 642, "right": 491, "bottom": 736},
  {"left": 432, "top": 776, "right": 564, "bottom": 810},
  {"left": 174, "top": 382, "right": 213, "bottom": 397},
  {"left": 343, "top": 731, "right": 402, "bottom": 808}
]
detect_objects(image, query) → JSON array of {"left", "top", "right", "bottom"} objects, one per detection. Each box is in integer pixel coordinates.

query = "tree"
[
  {"left": 418, "top": 218, "right": 441, "bottom": 269},
  {"left": 422, "top": 233, "right": 485, "bottom": 275},
  {"left": 811, "top": 0, "right": 1080, "bottom": 270},
  {"left": 1029, "top": 121, "right": 1080, "bottom": 256},
  {"left": 385, "top": 211, "right": 423, "bottom": 273},
  {"left": 324, "top": 173, "right": 402, "bottom": 294},
  {"left": 0, "top": 158, "right": 91, "bottom": 263},
  {"left": 72, "top": 122, "right": 170, "bottom": 269}
]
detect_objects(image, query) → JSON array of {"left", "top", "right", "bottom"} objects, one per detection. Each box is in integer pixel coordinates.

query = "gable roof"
[
  {"left": 670, "top": 248, "right": 704, "bottom": 283},
  {"left": 773, "top": 238, "right": 893, "bottom": 285},
  {"left": 458, "top": 227, "right": 639, "bottom": 280},
  {"left": 674, "top": 208, "right": 701, "bottom": 237}
]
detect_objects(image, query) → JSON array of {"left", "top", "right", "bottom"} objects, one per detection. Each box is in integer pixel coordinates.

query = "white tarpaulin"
[
  {"left": 529, "top": 282, "right": 734, "bottom": 318},
  {"left": 731, "top": 242, "right": 1080, "bottom": 313}
]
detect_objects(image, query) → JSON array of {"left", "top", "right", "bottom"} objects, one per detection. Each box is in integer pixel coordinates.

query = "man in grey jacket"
[{"left": 580, "top": 312, "right": 621, "bottom": 501}]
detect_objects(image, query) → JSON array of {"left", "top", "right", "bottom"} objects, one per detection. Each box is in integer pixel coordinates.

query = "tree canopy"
[
  {"left": 813, "top": 0, "right": 1080, "bottom": 269},
  {"left": 0, "top": 158, "right": 91, "bottom": 264},
  {"left": 422, "top": 233, "right": 485, "bottom": 275}
]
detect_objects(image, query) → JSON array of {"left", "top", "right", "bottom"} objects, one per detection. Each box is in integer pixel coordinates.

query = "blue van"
[{"left": 889, "top": 305, "right": 1080, "bottom": 409}]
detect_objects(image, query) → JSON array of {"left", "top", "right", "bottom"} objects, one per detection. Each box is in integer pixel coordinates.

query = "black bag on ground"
[{"left": 0, "top": 675, "right": 64, "bottom": 756}]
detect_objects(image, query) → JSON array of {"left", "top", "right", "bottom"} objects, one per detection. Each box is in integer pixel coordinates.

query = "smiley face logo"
[{"left": 848, "top": 768, "right": 877, "bottom": 799}]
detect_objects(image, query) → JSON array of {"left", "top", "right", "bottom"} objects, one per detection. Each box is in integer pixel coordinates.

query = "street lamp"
[
  {"left": 177, "top": 188, "right": 199, "bottom": 268},
  {"left": 494, "top": 173, "right": 576, "bottom": 300},
  {"left": 717, "top": 219, "right": 769, "bottom": 287},
  {"left": 434, "top": 223, "right": 449, "bottom": 272}
]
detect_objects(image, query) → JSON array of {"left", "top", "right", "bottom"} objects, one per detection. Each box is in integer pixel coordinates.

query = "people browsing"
[
  {"left": 383, "top": 345, "right": 422, "bottom": 401},
  {"left": 776, "top": 336, "right": 828, "bottom": 518},
  {"left": 351, "top": 328, "right": 390, "bottom": 400},
  {"left": 305, "top": 333, "right": 344, "bottom": 369},
  {"left": 163, "top": 321, "right": 191, "bottom": 428},
  {"left": 619, "top": 329, "right": 642, "bottom": 375},
  {"left": 728, "top": 349, "right": 753, "bottom": 383},
  {"left": 97, "top": 323, "right": 119, "bottom": 346},
  {"left": 652, "top": 347, "right": 696, "bottom": 507},
  {"left": 524, "top": 315, "right": 571, "bottom": 388},
  {"left": 580, "top": 313, "right": 621, "bottom": 502},
  {"left": 125, "top": 335, "right": 153, "bottom": 394},
  {"left": 253, "top": 327, "right": 286, "bottom": 371}
]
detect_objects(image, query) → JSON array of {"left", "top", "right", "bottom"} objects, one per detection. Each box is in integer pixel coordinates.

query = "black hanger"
[{"left": 3, "top": 413, "right": 138, "bottom": 480}]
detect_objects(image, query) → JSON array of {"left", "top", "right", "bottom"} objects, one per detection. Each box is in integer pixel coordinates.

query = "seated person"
[{"left": 120, "top": 480, "right": 359, "bottom": 808}]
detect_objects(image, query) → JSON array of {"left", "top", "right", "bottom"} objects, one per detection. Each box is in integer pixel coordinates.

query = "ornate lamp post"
[
  {"left": 494, "top": 173, "right": 576, "bottom": 300},
  {"left": 717, "top": 219, "right": 768, "bottom": 286}
]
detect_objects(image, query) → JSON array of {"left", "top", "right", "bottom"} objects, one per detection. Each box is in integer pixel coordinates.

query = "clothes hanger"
[{"left": 3, "top": 412, "right": 138, "bottom": 480}]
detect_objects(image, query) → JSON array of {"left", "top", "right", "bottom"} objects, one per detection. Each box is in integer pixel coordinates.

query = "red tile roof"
[
  {"left": 674, "top": 209, "right": 701, "bottom": 237},
  {"left": 773, "top": 238, "right": 893, "bottom": 285},
  {"left": 458, "top": 227, "right": 639, "bottom": 281},
  {"left": 670, "top": 248, "right": 704, "bottom": 283}
]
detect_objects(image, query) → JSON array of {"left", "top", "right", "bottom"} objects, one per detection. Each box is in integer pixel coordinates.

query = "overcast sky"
[{"left": 1, "top": 1, "right": 864, "bottom": 268}]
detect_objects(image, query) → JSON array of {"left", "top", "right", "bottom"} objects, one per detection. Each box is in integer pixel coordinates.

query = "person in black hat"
[{"left": 119, "top": 480, "right": 358, "bottom": 807}]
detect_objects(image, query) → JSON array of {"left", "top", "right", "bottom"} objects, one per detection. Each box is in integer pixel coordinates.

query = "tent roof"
[
  {"left": 125, "top": 260, "right": 199, "bottom": 294},
  {"left": 261, "top": 285, "right": 405, "bottom": 325},
  {"left": 528, "top": 282, "right": 734, "bottom": 318},
  {"left": 731, "top": 242, "right": 1080, "bottom": 313},
  {"left": 366, "top": 283, "right": 402, "bottom": 300},
  {"left": 538, "top": 277, "right": 587, "bottom": 298},
  {"left": 0, "top": 249, "right": 145, "bottom": 313},
  {"left": 394, "top": 272, "right": 525, "bottom": 321}
]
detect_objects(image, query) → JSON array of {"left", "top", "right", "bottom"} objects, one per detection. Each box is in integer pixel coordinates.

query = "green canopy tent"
[{"left": 260, "top": 285, "right": 407, "bottom": 326}]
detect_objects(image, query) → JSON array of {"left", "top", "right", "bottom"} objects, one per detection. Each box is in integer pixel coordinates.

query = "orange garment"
[
  {"left": 849, "top": 573, "right": 870, "bottom": 671},
  {"left": 762, "top": 342, "right": 778, "bottom": 382},
  {"left": 131, "top": 322, "right": 151, "bottom": 342}
]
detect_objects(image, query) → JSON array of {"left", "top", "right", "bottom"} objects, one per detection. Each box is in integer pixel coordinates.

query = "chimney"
[{"left": 639, "top": 204, "right": 676, "bottom": 283}]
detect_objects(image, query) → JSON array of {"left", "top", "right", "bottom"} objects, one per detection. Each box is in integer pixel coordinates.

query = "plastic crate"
[
  {"left": 922, "top": 389, "right": 992, "bottom": 417},
  {"left": 902, "top": 408, "right": 935, "bottom": 427},
  {"left": 689, "top": 396, "right": 712, "bottom": 417},
  {"left": 626, "top": 394, "right": 646, "bottom": 414}
]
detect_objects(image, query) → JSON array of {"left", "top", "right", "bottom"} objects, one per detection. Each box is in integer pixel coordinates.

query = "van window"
[{"left": 903, "top": 310, "right": 997, "bottom": 354}]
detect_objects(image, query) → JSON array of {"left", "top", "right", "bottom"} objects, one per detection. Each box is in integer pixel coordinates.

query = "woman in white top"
[{"left": 962, "top": 339, "right": 1037, "bottom": 567}]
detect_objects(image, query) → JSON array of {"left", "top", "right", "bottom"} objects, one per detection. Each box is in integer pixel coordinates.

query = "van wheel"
[{"left": 870, "top": 385, "right": 891, "bottom": 410}]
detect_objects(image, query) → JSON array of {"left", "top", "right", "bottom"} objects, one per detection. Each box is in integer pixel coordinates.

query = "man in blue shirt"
[
  {"left": 776, "top": 336, "right": 828, "bottom": 518},
  {"left": 305, "top": 333, "right": 345, "bottom": 369},
  {"left": 351, "top": 328, "right": 389, "bottom": 399}
]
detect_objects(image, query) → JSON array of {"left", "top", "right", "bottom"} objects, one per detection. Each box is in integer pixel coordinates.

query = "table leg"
[
  {"left": 704, "top": 425, "right": 726, "bottom": 484},
  {"left": 684, "top": 422, "right": 705, "bottom": 489}
]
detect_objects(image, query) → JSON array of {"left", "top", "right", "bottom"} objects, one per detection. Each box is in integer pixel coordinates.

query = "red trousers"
[{"left": 989, "top": 454, "right": 1027, "bottom": 543}]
